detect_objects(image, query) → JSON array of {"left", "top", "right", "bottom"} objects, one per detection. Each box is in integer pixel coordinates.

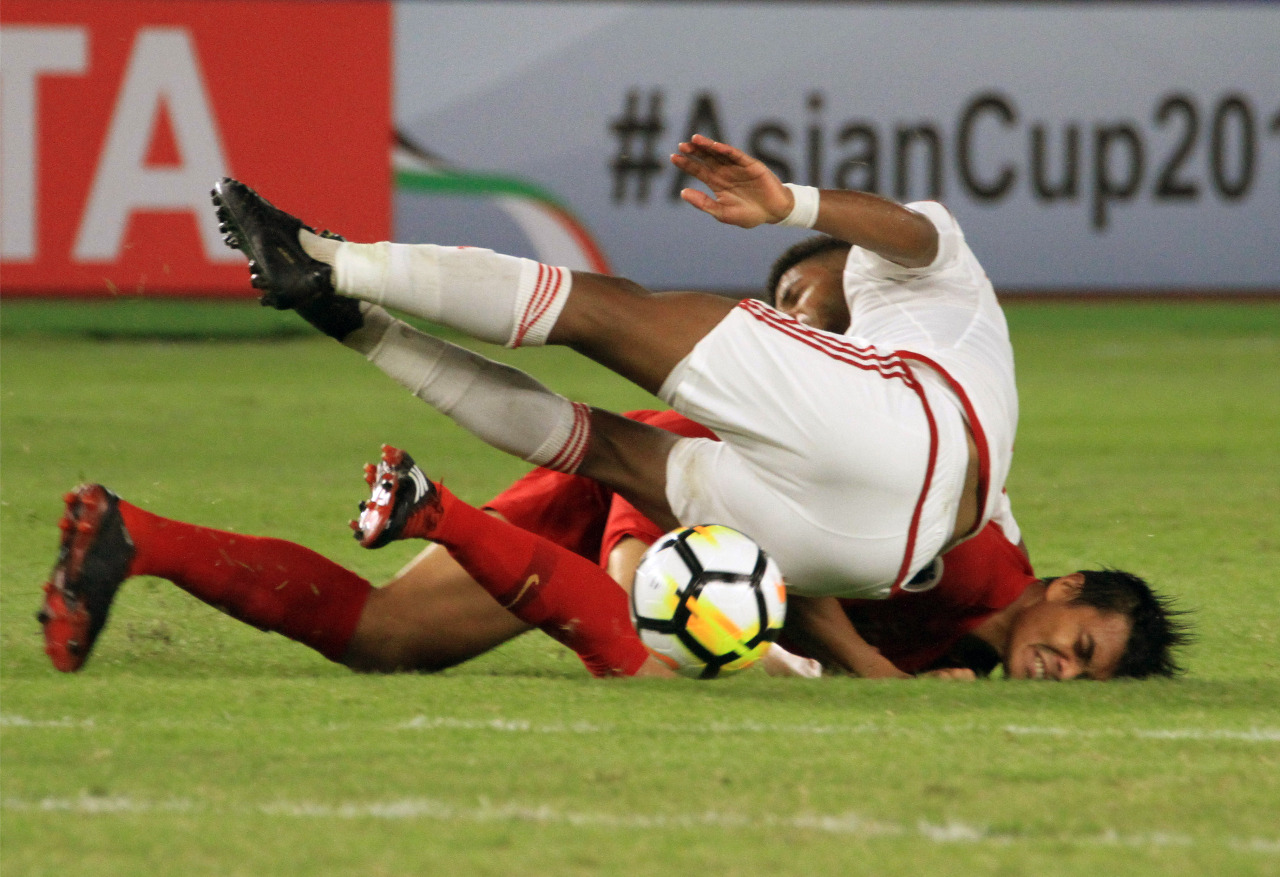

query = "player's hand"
[
  {"left": 917, "top": 667, "right": 978, "bottom": 681},
  {"left": 759, "top": 643, "right": 823, "bottom": 678},
  {"left": 671, "top": 134, "right": 794, "bottom": 228}
]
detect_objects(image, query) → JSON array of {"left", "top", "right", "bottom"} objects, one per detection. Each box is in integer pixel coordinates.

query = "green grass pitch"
[{"left": 2, "top": 299, "right": 1278, "bottom": 876}]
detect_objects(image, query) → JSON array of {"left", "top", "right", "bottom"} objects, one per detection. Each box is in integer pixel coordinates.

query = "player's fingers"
[
  {"left": 671, "top": 152, "right": 723, "bottom": 187},
  {"left": 927, "top": 668, "right": 977, "bottom": 681},
  {"left": 679, "top": 188, "right": 721, "bottom": 219},
  {"left": 673, "top": 142, "right": 718, "bottom": 167},
  {"left": 679, "top": 136, "right": 739, "bottom": 170},
  {"left": 690, "top": 133, "right": 736, "bottom": 156},
  {"left": 691, "top": 133, "right": 751, "bottom": 166},
  {"left": 669, "top": 151, "right": 703, "bottom": 173}
]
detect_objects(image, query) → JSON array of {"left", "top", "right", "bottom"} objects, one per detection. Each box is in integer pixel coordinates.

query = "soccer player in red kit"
[{"left": 37, "top": 410, "right": 1178, "bottom": 682}]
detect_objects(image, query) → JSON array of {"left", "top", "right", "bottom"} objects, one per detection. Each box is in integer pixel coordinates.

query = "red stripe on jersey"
[
  {"left": 739, "top": 300, "right": 913, "bottom": 382},
  {"left": 744, "top": 300, "right": 904, "bottom": 371},
  {"left": 736, "top": 299, "right": 938, "bottom": 591},
  {"left": 894, "top": 382, "right": 939, "bottom": 590}
]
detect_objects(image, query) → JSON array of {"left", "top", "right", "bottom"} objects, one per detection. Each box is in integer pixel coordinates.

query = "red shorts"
[{"left": 484, "top": 410, "right": 716, "bottom": 567}]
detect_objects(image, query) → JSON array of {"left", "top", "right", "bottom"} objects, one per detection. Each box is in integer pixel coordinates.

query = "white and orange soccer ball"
[{"left": 630, "top": 525, "right": 787, "bottom": 679}]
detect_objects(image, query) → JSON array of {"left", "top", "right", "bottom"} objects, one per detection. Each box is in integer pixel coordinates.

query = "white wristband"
[{"left": 778, "top": 183, "right": 820, "bottom": 229}]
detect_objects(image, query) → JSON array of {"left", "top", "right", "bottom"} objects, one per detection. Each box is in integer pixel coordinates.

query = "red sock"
[
  {"left": 117, "top": 501, "right": 371, "bottom": 663},
  {"left": 428, "top": 487, "right": 649, "bottom": 677}
]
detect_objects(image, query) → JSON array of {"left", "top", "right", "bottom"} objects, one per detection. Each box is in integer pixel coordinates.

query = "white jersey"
[
  {"left": 658, "top": 202, "right": 1017, "bottom": 599},
  {"left": 843, "top": 201, "right": 1018, "bottom": 536}
]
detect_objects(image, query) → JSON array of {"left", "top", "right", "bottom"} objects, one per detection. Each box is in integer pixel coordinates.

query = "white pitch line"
[
  {"left": 392, "top": 716, "right": 1280, "bottom": 743},
  {"left": 3, "top": 794, "right": 1277, "bottom": 855},
  {"left": 3, "top": 795, "right": 191, "bottom": 814},
  {"left": 395, "top": 716, "right": 609, "bottom": 733},
  {"left": 1001, "top": 725, "right": 1280, "bottom": 742},
  {"left": 6, "top": 713, "right": 1280, "bottom": 743},
  {"left": 0, "top": 715, "right": 95, "bottom": 729}
]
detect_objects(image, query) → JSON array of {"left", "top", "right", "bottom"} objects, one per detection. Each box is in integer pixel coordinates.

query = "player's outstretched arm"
[
  {"left": 808, "top": 189, "right": 938, "bottom": 268},
  {"left": 784, "top": 595, "right": 911, "bottom": 679},
  {"left": 784, "top": 597, "right": 978, "bottom": 681},
  {"left": 671, "top": 134, "right": 938, "bottom": 269}
]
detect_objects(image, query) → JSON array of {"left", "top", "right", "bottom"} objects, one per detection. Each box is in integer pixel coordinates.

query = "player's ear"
[{"left": 1044, "top": 573, "right": 1086, "bottom": 603}]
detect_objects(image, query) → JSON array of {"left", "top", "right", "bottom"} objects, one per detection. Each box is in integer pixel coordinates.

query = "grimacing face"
[
  {"left": 1003, "top": 575, "right": 1132, "bottom": 680},
  {"left": 773, "top": 248, "right": 851, "bottom": 333}
]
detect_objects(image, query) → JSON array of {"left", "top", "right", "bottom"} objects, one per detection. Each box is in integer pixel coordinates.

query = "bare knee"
[{"left": 341, "top": 586, "right": 450, "bottom": 673}]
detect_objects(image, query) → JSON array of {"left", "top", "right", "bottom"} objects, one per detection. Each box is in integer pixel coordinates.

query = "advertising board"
[
  {"left": 393, "top": 3, "right": 1280, "bottom": 293},
  {"left": 1, "top": 0, "right": 390, "bottom": 297}
]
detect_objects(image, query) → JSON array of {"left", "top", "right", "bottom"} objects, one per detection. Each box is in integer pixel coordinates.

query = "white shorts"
[{"left": 658, "top": 300, "right": 969, "bottom": 599}]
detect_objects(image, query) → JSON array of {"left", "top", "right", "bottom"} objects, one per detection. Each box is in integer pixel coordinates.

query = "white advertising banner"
[{"left": 393, "top": 2, "right": 1279, "bottom": 293}]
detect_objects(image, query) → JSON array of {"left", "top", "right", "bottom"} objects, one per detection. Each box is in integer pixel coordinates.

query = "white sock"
[
  {"left": 331, "top": 242, "right": 571, "bottom": 349},
  {"left": 354, "top": 310, "right": 591, "bottom": 472},
  {"left": 298, "top": 228, "right": 340, "bottom": 264}
]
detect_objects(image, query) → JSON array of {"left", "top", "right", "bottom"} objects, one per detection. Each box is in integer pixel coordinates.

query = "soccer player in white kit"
[
  {"left": 656, "top": 199, "right": 1014, "bottom": 601},
  {"left": 212, "top": 134, "right": 1005, "bottom": 604},
  {"left": 216, "top": 134, "right": 1183, "bottom": 685}
]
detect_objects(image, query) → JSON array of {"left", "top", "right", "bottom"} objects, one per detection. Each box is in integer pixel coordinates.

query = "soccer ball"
[{"left": 630, "top": 525, "right": 786, "bottom": 679}]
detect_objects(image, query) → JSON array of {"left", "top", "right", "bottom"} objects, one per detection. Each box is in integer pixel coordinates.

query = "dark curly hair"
[{"left": 764, "top": 235, "right": 851, "bottom": 305}]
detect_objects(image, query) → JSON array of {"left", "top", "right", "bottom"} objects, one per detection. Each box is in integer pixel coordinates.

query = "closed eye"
[{"left": 1075, "top": 635, "right": 1096, "bottom": 667}]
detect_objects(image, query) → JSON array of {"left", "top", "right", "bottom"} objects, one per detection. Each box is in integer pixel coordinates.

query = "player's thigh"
[
  {"left": 664, "top": 440, "right": 799, "bottom": 549},
  {"left": 552, "top": 274, "right": 738, "bottom": 395},
  {"left": 344, "top": 541, "right": 531, "bottom": 672},
  {"left": 578, "top": 408, "right": 682, "bottom": 532}
]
